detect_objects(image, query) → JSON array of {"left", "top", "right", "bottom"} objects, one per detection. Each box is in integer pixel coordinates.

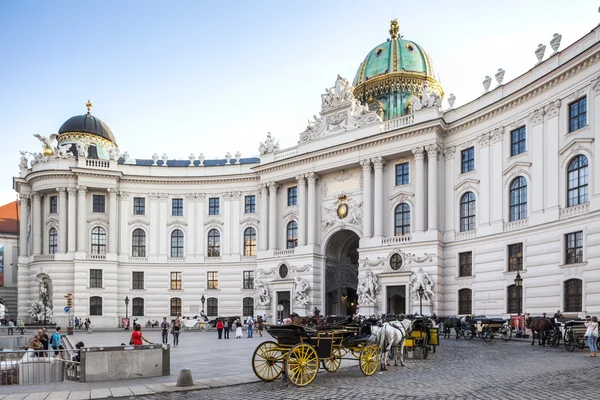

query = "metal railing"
[{"left": 0, "top": 350, "right": 80, "bottom": 385}]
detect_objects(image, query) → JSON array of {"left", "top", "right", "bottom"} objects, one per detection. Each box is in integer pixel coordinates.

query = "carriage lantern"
[
  {"left": 514, "top": 272, "right": 523, "bottom": 316},
  {"left": 417, "top": 285, "right": 425, "bottom": 316},
  {"left": 124, "top": 296, "right": 130, "bottom": 330}
]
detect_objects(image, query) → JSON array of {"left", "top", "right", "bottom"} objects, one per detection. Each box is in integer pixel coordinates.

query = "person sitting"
[{"left": 553, "top": 310, "right": 564, "bottom": 320}]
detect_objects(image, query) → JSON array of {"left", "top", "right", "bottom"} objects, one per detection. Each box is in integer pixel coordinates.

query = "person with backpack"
[
  {"left": 160, "top": 317, "right": 170, "bottom": 344},
  {"left": 247, "top": 316, "right": 254, "bottom": 338},
  {"left": 50, "top": 327, "right": 64, "bottom": 358}
]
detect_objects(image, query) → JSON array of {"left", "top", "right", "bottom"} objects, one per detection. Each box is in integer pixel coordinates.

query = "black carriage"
[
  {"left": 474, "top": 317, "right": 512, "bottom": 342},
  {"left": 562, "top": 320, "right": 597, "bottom": 352}
]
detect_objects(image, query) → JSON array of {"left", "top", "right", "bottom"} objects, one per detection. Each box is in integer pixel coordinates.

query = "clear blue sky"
[{"left": 0, "top": 1, "right": 597, "bottom": 205}]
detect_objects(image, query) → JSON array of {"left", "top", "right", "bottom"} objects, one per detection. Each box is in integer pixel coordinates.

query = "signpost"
[{"left": 65, "top": 293, "right": 73, "bottom": 335}]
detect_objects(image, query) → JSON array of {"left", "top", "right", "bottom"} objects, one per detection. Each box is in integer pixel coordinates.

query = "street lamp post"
[
  {"left": 201, "top": 295, "right": 205, "bottom": 315},
  {"left": 125, "top": 296, "right": 130, "bottom": 330},
  {"left": 42, "top": 295, "right": 48, "bottom": 326},
  {"left": 514, "top": 272, "right": 523, "bottom": 337},
  {"left": 417, "top": 285, "right": 425, "bottom": 316}
]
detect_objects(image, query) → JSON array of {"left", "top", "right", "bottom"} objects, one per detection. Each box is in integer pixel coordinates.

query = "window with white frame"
[
  {"left": 459, "top": 192, "right": 476, "bottom": 232},
  {"left": 91, "top": 227, "right": 106, "bottom": 254},
  {"left": 509, "top": 177, "right": 527, "bottom": 221},
  {"left": 49, "top": 228, "right": 57, "bottom": 254},
  {"left": 565, "top": 231, "right": 583, "bottom": 264},
  {"left": 567, "top": 155, "right": 588, "bottom": 207}
]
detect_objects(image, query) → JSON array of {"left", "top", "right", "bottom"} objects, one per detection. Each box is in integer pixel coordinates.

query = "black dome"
[{"left": 58, "top": 113, "right": 116, "bottom": 143}]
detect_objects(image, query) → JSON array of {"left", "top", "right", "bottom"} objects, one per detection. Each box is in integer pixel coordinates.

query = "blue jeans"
[
  {"left": 247, "top": 326, "right": 253, "bottom": 338},
  {"left": 588, "top": 335, "right": 598, "bottom": 352}
]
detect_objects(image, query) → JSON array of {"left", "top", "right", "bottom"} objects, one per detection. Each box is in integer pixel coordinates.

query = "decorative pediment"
[
  {"left": 128, "top": 218, "right": 149, "bottom": 226},
  {"left": 503, "top": 161, "right": 532, "bottom": 185},
  {"left": 389, "top": 190, "right": 415, "bottom": 205},
  {"left": 204, "top": 218, "right": 224, "bottom": 230},
  {"left": 282, "top": 209, "right": 298, "bottom": 223},
  {"left": 559, "top": 138, "right": 595, "bottom": 169},
  {"left": 240, "top": 216, "right": 260, "bottom": 226},
  {"left": 87, "top": 215, "right": 109, "bottom": 224},
  {"left": 45, "top": 217, "right": 58, "bottom": 227},
  {"left": 454, "top": 178, "right": 480, "bottom": 194},
  {"left": 167, "top": 219, "right": 187, "bottom": 227}
]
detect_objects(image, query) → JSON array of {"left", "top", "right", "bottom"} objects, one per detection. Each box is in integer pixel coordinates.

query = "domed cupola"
[{"left": 353, "top": 20, "right": 444, "bottom": 120}]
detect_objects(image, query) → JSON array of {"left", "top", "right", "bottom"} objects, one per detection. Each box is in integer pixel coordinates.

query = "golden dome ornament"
[{"left": 337, "top": 203, "right": 348, "bottom": 219}]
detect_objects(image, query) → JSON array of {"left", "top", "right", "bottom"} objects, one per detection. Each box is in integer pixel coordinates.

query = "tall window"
[
  {"left": 92, "top": 194, "right": 105, "bottom": 213},
  {"left": 207, "top": 271, "right": 219, "bottom": 290},
  {"left": 243, "top": 271, "right": 254, "bottom": 289},
  {"left": 170, "top": 298, "right": 182, "bottom": 316},
  {"left": 287, "top": 187, "right": 298, "bottom": 206},
  {"left": 172, "top": 198, "right": 183, "bottom": 216},
  {"left": 132, "top": 271, "right": 144, "bottom": 290},
  {"left": 170, "top": 272, "right": 182, "bottom": 290},
  {"left": 132, "top": 298, "right": 144, "bottom": 316},
  {"left": 243, "top": 297, "right": 254, "bottom": 317},
  {"left": 458, "top": 289, "right": 472, "bottom": 315},
  {"left": 459, "top": 252, "right": 472, "bottom": 277},
  {"left": 394, "top": 203, "right": 410, "bottom": 236},
  {"left": 566, "top": 231, "right": 584, "bottom": 264},
  {"left": 459, "top": 192, "right": 476, "bottom": 232},
  {"left": 49, "top": 196, "right": 58, "bottom": 214},
  {"left": 507, "top": 285, "right": 522, "bottom": 314},
  {"left": 395, "top": 162, "right": 410, "bottom": 186},
  {"left": 90, "top": 296, "right": 102, "bottom": 316},
  {"left": 206, "top": 298, "right": 218, "bottom": 316},
  {"left": 133, "top": 197, "right": 145, "bottom": 215},
  {"left": 91, "top": 227, "right": 106, "bottom": 254},
  {"left": 286, "top": 221, "right": 298, "bottom": 249},
  {"left": 508, "top": 243, "right": 523, "bottom": 271},
  {"left": 245, "top": 195, "right": 256, "bottom": 213},
  {"left": 170, "top": 229, "right": 184, "bottom": 257},
  {"left": 509, "top": 177, "right": 527, "bottom": 221},
  {"left": 48, "top": 228, "right": 57, "bottom": 254},
  {"left": 132, "top": 229, "right": 146, "bottom": 257},
  {"left": 208, "top": 197, "right": 220, "bottom": 215},
  {"left": 207, "top": 229, "right": 221, "bottom": 257},
  {"left": 461, "top": 147, "right": 475, "bottom": 173},
  {"left": 564, "top": 279, "right": 582, "bottom": 312},
  {"left": 243, "top": 227, "right": 257, "bottom": 256},
  {"left": 567, "top": 155, "right": 589, "bottom": 207},
  {"left": 569, "top": 97, "right": 587, "bottom": 133},
  {"left": 90, "top": 269, "right": 102, "bottom": 288},
  {"left": 510, "top": 126, "right": 526, "bottom": 157}
]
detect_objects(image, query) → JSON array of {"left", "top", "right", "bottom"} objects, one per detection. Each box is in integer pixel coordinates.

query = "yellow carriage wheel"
[
  {"left": 285, "top": 343, "right": 319, "bottom": 386},
  {"left": 322, "top": 347, "right": 342, "bottom": 372},
  {"left": 252, "top": 341, "right": 284, "bottom": 381},
  {"left": 359, "top": 345, "right": 379, "bottom": 376}
]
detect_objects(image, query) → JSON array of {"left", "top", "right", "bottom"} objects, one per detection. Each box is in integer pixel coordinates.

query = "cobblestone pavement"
[{"left": 137, "top": 338, "right": 598, "bottom": 400}]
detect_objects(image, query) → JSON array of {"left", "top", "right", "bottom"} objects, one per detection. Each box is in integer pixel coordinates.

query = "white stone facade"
[{"left": 13, "top": 25, "right": 600, "bottom": 327}]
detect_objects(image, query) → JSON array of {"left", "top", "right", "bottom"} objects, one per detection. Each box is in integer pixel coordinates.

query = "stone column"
[
  {"left": 31, "top": 192, "right": 41, "bottom": 255},
  {"left": 477, "top": 134, "right": 491, "bottom": 227},
  {"left": 530, "top": 108, "right": 545, "bottom": 216},
  {"left": 372, "top": 156, "right": 385, "bottom": 237},
  {"left": 186, "top": 194, "right": 196, "bottom": 256},
  {"left": 18, "top": 194, "right": 29, "bottom": 256},
  {"left": 57, "top": 188, "right": 67, "bottom": 253},
  {"left": 196, "top": 194, "right": 205, "bottom": 257},
  {"left": 108, "top": 188, "right": 118, "bottom": 254},
  {"left": 544, "top": 100, "right": 561, "bottom": 211},
  {"left": 412, "top": 147, "right": 426, "bottom": 232},
  {"left": 427, "top": 144, "right": 440, "bottom": 231},
  {"left": 223, "top": 192, "right": 232, "bottom": 255},
  {"left": 490, "top": 129, "right": 504, "bottom": 224},
  {"left": 232, "top": 192, "right": 241, "bottom": 255},
  {"left": 76, "top": 186, "right": 87, "bottom": 252},
  {"left": 360, "top": 160, "right": 372, "bottom": 238},
  {"left": 443, "top": 147, "right": 456, "bottom": 233},
  {"left": 158, "top": 194, "right": 168, "bottom": 256},
  {"left": 119, "top": 192, "right": 130, "bottom": 255},
  {"left": 306, "top": 173, "right": 318, "bottom": 245},
  {"left": 259, "top": 184, "right": 268, "bottom": 251},
  {"left": 268, "top": 182, "right": 279, "bottom": 250},
  {"left": 296, "top": 175, "right": 307, "bottom": 246},
  {"left": 149, "top": 193, "right": 159, "bottom": 256},
  {"left": 67, "top": 188, "right": 77, "bottom": 252}
]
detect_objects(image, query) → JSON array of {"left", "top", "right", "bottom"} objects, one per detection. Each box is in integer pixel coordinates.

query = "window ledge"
[
  {"left": 87, "top": 287, "right": 105, "bottom": 290},
  {"left": 206, "top": 288, "right": 220, "bottom": 291},
  {"left": 460, "top": 169, "right": 476, "bottom": 176},
  {"left": 131, "top": 289, "right": 147, "bottom": 292},
  {"left": 566, "top": 124, "right": 590, "bottom": 136},
  {"left": 504, "top": 269, "right": 527, "bottom": 275},
  {"left": 559, "top": 262, "right": 588, "bottom": 269},
  {"left": 168, "top": 289, "right": 184, "bottom": 292},
  {"left": 455, "top": 275, "right": 476, "bottom": 280},
  {"left": 508, "top": 151, "right": 528, "bottom": 160}
]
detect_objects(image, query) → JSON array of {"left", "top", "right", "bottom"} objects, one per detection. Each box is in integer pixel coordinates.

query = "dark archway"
[{"left": 324, "top": 230, "right": 360, "bottom": 316}]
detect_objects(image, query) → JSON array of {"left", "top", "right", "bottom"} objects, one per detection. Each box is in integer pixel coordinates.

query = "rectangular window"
[
  {"left": 243, "top": 271, "right": 254, "bottom": 290},
  {"left": 459, "top": 252, "right": 472, "bottom": 277},
  {"left": 245, "top": 195, "right": 256, "bottom": 213},
  {"left": 395, "top": 162, "right": 410, "bottom": 186},
  {"left": 132, "top": 298, "right": 144, "bottom": 316},
  {"left": 132, "top": 271, "right": 144, "bottom": 290},
  {"left": 569, "top": 97, "right": 587, "bottom": 133},
  {"left": 90, "top": 269, "right": 102, "bottom": 288},
  {"left": 508, "top": 243, "right": 523, "bottom": 271},
  {"left": 133, "top": 197, "right": 145, "bottom": 215},
  {"left": 458, "top": 289, "right": 472, "bottom": 315},
  {"left": 207, "top": 271, "right": 219, "bottom": 290},
  {"left": 566, "top": 231, "right": 584, "bottom": 264},
  {"left": 170, "top": 298, "right": 182, "bottom": 317},
  {"left": 170, "top": 272, "right": 182, "bottom": 290},
  {"left": 92, "top": 195, "right": 106, "bottom": 213},
  {"left": 287, "top": 187, "right": 298, "bottom": 206},
  {"left": 510, "top": 126, "right": 526, "bottom": 157},
  {"left": 208, "top": 197, "right": 220, "bottom": 215},
  {"left": 90, "top": 297, "right": 102, "bottom": 316},
  {"left": 172, "top": 198, "right": 183, "bottom": 216},
  {"left": 461, "top": 147, "right": 475, "bottom": 173},
  {"left": 49, "top": 196, "right": 58, "bottom": 214}
]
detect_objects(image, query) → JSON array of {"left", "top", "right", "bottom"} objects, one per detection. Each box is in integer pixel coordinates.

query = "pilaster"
[
  {"left": 232, "top": 191, "right": 241, "bottom": 255},
  {"left": 149, "top": 193, "right": 159, "bottom": 257},
  {"left": 57, "top": 188, "right": 67, "bottom": 253},
  {"left": 223, "top": 192, "right": 232, "bottom": 256},
  {"left": 186, "top": 194, "right": 196, "bottom": 257},
  {"left": 268, "top": 182, "right": 279, "bottom": 250},
  {"left": 119, "top": 191, "right": 130, "bottom": 256},
  {"left": 443, "top": 146, "right": 455, "bottom": 235},
  {"left": 529, "top": 108, "right": 545, "bottom": 220},
  {"left": 544, "top": 99, "right": 561, "bottom": 217},
  {"left": 490, "top": 128, "right": 504, "bottom": 226},
  {"left": 158, "top": 193, "right": 168, "bottom": 256},
  {"left": 296, "top": 175, "right": 307, "bottom": 246},
  {"left": 18, "top": 194, "right": 29, "bottom": 256},
  {"left": 67, "top": 188, "right": 77, "bottom": 253},
  {"left": 478, "top": 134, "right": 491, "bottom": 229},
  {"left": 426, "top": 144, "right": 440, "bottom": 232},
  {"left": 107, "top": 188, "right": 118, "bottom": 254},
  {"left": 412, "top": 147, "right": 426, "bottom": 232},
  {"left": 259, "top": 185, "right": 269, "bottom": 252},
  {"left": 372, "top": 156, "right": 385, "bottom": 237},
  {"left": 360, "top": 159, "right": 372, "bottom": 238},
  {"left": 306, "top": 173, "right": 318, "bottom": 245},
  {"left": 31, "top": 192, "right": 41, "bottom": 255},
  {"left": 196, "top": 194, "right": 205, "bottom": 257},
  {"left": 76, "top": 186, "right": 87, "bottom": 254}
]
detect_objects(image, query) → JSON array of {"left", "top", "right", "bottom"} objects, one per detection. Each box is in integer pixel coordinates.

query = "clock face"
[{"left": 337, "top": 203, "right": 348, "bottom": 219}]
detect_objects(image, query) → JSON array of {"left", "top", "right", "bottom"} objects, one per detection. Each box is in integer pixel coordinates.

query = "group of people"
[
  {"left": 215, "top": 316, "right": 264, "bottom": 339},
  {"left": 74, "top": 317, "right": 92, "bottom": 331},
  {"left": 26, "top": 326, "right": 83, "bottom": 362},
  {"left": 4, "top": 319, "right": 26, "bottom": 335}
]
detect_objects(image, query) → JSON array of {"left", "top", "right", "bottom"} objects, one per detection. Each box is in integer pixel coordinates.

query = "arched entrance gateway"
[{"left": 324, "top": 230, "right": 360, "bottom": 316}]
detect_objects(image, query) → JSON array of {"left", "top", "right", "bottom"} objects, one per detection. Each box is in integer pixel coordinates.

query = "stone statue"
[
  {"left": 294, "top": 276, "right": 310, "bottom": 307},
  {"left": 28, "top": 300, "right": 53, "bottom": 323},
  {"left": 56, "top": 145, "right": 73, "bottom": 159},
  {"left": 258, "top": 132, "right": 279, "bottom": 155},
  {"left": 495, "top": 68, "right": 505, "bottom": 85},
  {"left": 19, "top": 151, "right": 28, "bottom": 169},
  {"left": 33, "top": 134, "right": 58, "bottom": 156},
  {"left": 535, "top": 44, "right": 546, "bottom": 62},
  {"left": 235, "top": 151, "right": 241, "bottom": 164},
  {"left": 550, "top": 33, "right": 562, "bottom": 53},
  {"left": 357, "top": 270, "right": 379, "bottom": 306},
  {"left": 321, "top": 88, "right": 333, "bottom": 109},
  {"left": 409, "top": 267, "right": 434, "bottom": 302},
  {"left": 254, "top": 279, "right": 271, "bottom": 306},
  {"left": 321, "top": 75, "right": 354, "bottom": 110},
  {"left": 108, "top": 146, "right": 120, "bottom": 161},
  {"left": 152, "top": 153, "right": 159, "bottom": 165},
  {"left": 198, "top": 153, "right": 205, "bottom": 166},
  {"left": 76, "top": 140, "right": 88, "bottom": 159},
  {"left": 447, "top": 93, "right": 456, "bottom": 108},
  {"left": 188, "top": 153, "right": 195, "bottom": 166},
  {"left": 482, "top": 76, "right": 492, "bottom": 92}
]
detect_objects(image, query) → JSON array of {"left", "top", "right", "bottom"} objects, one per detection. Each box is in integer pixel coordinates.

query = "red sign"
[{"left": 121, "top": 318, "right": 130, "bottom": 329}]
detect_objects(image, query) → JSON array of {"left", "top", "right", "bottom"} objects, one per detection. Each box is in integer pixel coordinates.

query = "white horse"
[{"left": 373, "top": 319, "right": 413, "bottom": 371}]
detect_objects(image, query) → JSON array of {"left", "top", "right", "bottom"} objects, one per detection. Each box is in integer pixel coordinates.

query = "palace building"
[{"left": 12, "top": 21, "right": 600, "bottom": 327}]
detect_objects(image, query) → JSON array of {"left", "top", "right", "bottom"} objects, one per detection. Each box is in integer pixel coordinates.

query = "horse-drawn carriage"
[
  {"left": 473, "top": 318, "right": 512, "bottom": 342},
  {"left": 403, "top": 318, "right": 439, "bottom": 359},
  {"left": 252, "top": 323, "right": 379, "bottom": 386},
  {"left": 562, "top": 320, "right": 592, "bottom": 352}
]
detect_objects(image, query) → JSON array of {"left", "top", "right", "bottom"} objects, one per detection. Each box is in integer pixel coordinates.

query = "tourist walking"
[
  {"left": 247, "top": 316, "right": 254, "bottom": 338},
  {"left": 160, "top": 317, "right": 170, "bottom": 344},
  {"left": 172, "top": 317, "right": 181, "bottom": 347},
  {"left": 130, "top": 324, "right": 153, "bottom": 346},
  {"left": 40, "top": 328, "right": 49, "bottom": 355},
  {"left": 29, "top": 334, "right": 44, "bottom": 357},
  {"left": 50, "top": 327, "right": 64, "bottom": 358},
  {"left": 216, "top": 319, "right": 224, "bottom": 339},
  {"left": 235, "top": 319, "right": 243, "bottom": 338},
  {"left": 8, "top": 319, "right": 14, "bottom": 335},
  {"left": 224, "top": 317, "right": 230, "bottom": 339},
  {"left": 584, "top": 315, "right": 598, "bottom": 357},
  {"left": 257, "top": 315, "right": 264, "bottom": 337}
]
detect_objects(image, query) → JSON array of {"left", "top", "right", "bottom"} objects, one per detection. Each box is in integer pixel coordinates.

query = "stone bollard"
[{"left": 176, "top": 368, "right": 194, "bottom": 387}]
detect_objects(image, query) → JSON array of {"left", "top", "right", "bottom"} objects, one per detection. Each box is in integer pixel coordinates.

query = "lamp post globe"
[
  {"left": 417, "top": 285, "right": 425, "bottom": 316},
  {"left": 125, "top": 296, "right": 130, "bottom": 330}
]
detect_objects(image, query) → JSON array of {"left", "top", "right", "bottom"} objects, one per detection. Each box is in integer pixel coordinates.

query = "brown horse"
[{"left": 526, "top": 317, "right": 554, "bottom": 346}]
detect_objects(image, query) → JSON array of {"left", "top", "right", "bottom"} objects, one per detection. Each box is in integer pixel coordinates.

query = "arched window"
[
  {"left": 90, "top": 296, "right": 102, "bottom": 316},
  {"left": 132, "top": 297, "right": 144, "bottom": 316},
  {"left": 507, "top": 285, "right": 522, "bottom": 314},
  {"left": 567, "top": 155, "right": 589, "bottom": 207},
  {"left": 509, "top": 177, "right": 527, "bottom": 221},
  {"left": 394, "top": 203, "right": 411, "bottom": 236},
  {"left": 390, "top": 254, "right": 403, "bottom": 271},
  {"left": 207, "top": 229, "right": 221, "bottom": 257},
  {"left": 286, "top": 221, "right": 298, "bottom": 249},
  {"left": 170, "top": 297, "right": 182, "bottom": 316},
  {"left": 207, "top": 298, "right": 218, "bottom": 316},
  {"left": 49, "top": 228, "right": 58, "bottom": 254},
  {"left": 564, "top": 279, "right": 582, "bottom": 312},
  {"left": 91, "top": 227, "right": 106, "bottom": 254},
  {"left": 243, "top": 297, "right": 254, "bottom": 317},
  {"left": 170, "top": 229, "right": 184, "bottom": 257},
  {"left": 459, "top": 192, "right": 476, "bottom": 232},
  {"left": 243, "top": 227, "right": 257, "bottom": 256},
  {"left": 132, "top": 229, "right": 146, "bottom": 257},
  {"left": 458, "top": 289, "right": 472, "bottom": 315}
]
